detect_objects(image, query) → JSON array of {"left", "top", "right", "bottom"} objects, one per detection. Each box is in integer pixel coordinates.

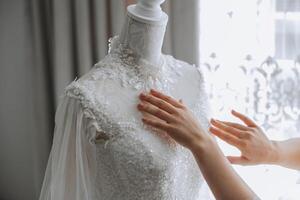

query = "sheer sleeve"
[{"left": 39, "top": 94, "right": 99, "bottom": 200}]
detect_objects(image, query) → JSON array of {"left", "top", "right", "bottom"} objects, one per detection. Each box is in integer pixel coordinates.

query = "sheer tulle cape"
[{"left": 39, "top": 95, "right": 98, "bottom": 200}]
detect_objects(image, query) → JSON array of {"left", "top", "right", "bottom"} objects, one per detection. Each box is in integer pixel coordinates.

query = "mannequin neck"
[{"left": 119, "top": 14, "right": 167, "bottom": 67}]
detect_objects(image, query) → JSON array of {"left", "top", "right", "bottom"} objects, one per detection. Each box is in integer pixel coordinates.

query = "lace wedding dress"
[{"left": 39, "top": 35, "right": 211, "bottom": 200}]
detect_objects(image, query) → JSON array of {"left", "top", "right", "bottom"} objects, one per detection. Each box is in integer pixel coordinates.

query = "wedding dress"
[{"left": 39, "top": 2, "right": 211, "bottom": 199}]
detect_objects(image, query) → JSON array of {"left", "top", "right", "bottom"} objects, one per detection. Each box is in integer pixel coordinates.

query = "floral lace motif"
[{"left": 93, "top": 36, "right": 183, "bottom": 92}]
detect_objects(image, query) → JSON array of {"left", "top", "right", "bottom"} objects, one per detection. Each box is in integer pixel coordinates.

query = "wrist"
[
  {"left": 267, "top": 140, "right": 282, "bottom": 165},
  {"left": 189, "top": 132, "right": 217, "bottom": 156}
]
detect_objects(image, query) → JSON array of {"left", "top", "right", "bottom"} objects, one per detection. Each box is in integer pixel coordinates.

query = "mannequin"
[
  {"left": 119, "top": 0, "right": 167, "bottom": 66},
  {"left": 39, "top": 0, "right": 210, "bottom": 199}
]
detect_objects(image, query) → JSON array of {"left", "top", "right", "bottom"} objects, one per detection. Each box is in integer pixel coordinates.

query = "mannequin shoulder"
[
  {"left": 64, "top": 62, "right": 131, "bottom": 111},
  {"left": 64, "top": 58, "right": 120, "bottom": 99},
  {"left": 164, "top": 55, "right": 205, "bottom": 87}
]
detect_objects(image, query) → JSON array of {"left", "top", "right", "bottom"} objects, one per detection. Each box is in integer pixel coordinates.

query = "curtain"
[
  {"left": 199, "top": 0, "right": 300, "bottom": 199},
  {"left": 162, "top": 0, "right": 200, "bottom": 67},
  {"left": 50, "top": 0, "right": 126, "bottom": 105},
  {"left": 0, "top": 0, "right": 125, "bottom": 199},
  {"left": 0, "top": 1, "right": 53, "bottom": 200},
  {"left": 0, "top": 0, "right": 200, "bottom": 199}
]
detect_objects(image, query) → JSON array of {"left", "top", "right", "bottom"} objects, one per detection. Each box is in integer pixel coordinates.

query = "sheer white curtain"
[{"left": 199, "top": 0, "right": 300, "bottom": 199}]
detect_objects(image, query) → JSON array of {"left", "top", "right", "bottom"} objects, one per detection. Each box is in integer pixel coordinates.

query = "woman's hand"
[
  {"left": 137, "top": 89, "right": 211, "bottom": 150},
  {"left": 137, "top": 90, "right": 258, "bottom": 199},
  {"left": 210, "top": 110, "right": 279, "bottom": 165}
]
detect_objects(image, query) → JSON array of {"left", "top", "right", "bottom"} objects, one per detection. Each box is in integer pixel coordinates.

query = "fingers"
[
  {"left": 210, "top": 119, "right": 247, "bottom": 138},
  {"left": 150, "top": 89, "right": 183, "bottom": 108},
  {"left": 138, "top": 102, "right": 175, "bottom": 123},
  {"left": 139, "top": 92, "right": 178, "bottom": 114},
  {"left": 209, "top": 126, "right": 241, "bottom": 147},
  {"left": 232, "top": 110, "right": 258, "bottom": 127},
  {"left": 144, "top": 115, "right": 177, "bottom": 145},
  {"left": 227, "top": 156, "right": 249, "bottom": 165},
  {"left": 142, "top": 117, "right": 172, "bottom": 132},
  {"left": 217, "top": 120, "right": 251, "bottom": 131}
]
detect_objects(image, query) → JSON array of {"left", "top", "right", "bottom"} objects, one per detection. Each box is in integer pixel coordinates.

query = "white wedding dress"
[{"left": 39, "top": 33, "right": 211, "bottom": 200}]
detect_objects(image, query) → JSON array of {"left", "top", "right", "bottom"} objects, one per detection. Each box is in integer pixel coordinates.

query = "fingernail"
[
  {"left": 150, "top": 89, "right": 158, "bottom": 93},
  {"left": 139, "top": 93, "right": 146, "bottom": 99},
  {"left": 137, "top": 103, "right": 143, "bottom": 110}
]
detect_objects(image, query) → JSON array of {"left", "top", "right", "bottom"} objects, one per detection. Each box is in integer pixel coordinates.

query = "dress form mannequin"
[
  {"left": 39, "top": 0, "right": 210, "bottom": 199},
  {"left": 119, "top": 0, "right": 168, "bottom": 66}
]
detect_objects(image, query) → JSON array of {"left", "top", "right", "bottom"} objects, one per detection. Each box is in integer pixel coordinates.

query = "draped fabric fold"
[{"left": 39, "top": 95, "right": 98, "bottom": 200}]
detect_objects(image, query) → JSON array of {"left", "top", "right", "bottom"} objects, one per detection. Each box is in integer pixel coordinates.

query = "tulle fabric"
[{"left": 39, "top": 95, "right": 98, "bottom": 200}]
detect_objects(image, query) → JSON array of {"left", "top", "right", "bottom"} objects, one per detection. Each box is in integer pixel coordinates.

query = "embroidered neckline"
[
  {"left": 108, "top": 35, "right": 164, "bottom": 78},
  {"left": 89, "top": 36, "right": 181, "bottom": 93}
]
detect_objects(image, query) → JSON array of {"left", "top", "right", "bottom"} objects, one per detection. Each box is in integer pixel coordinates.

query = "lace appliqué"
[
  {"left": 65, "top": 80, "right": 116, "bottom": 143},
  {"left": 92, "top": 36, "right": 182, "bottom": 93},
  {"left": 66, "top": 83, "right": 154, "bottom": 152}
]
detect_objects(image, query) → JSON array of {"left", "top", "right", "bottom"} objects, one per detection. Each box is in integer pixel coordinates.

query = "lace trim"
[
  {"left": 108, "top": 35, "right": 163, "bottom": 77},
  {"left": 90, "top": 35, "right": 182, "bottom": 93}
]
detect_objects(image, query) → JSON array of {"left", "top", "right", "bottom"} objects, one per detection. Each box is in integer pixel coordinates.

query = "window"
[
  {"left": 199, "top": 0, "right": 300, "bottom": 199},
  {"left": 275, "top": 0, "right": 300, "bottom": 59}
]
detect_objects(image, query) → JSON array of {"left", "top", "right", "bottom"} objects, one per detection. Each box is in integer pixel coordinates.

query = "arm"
[
  {"left": 137, "top": 89, "right": 258, "bottom": 200},
  {"left": 274, "top": 138, "right": 300, "bottom": 170},
  {"left": 211, "top": 110, "right": 300, "bottom": 170},
  {"left": 191, "top": 137, "right": 257, "bottom": 200}
]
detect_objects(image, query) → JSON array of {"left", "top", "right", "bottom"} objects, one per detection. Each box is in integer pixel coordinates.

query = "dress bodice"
[
  {"left": 38, "top": 35, "right": 210, "bottom": 200},
  {"left": 61, "top": 36, "right": 210, "bottom": 199}
]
